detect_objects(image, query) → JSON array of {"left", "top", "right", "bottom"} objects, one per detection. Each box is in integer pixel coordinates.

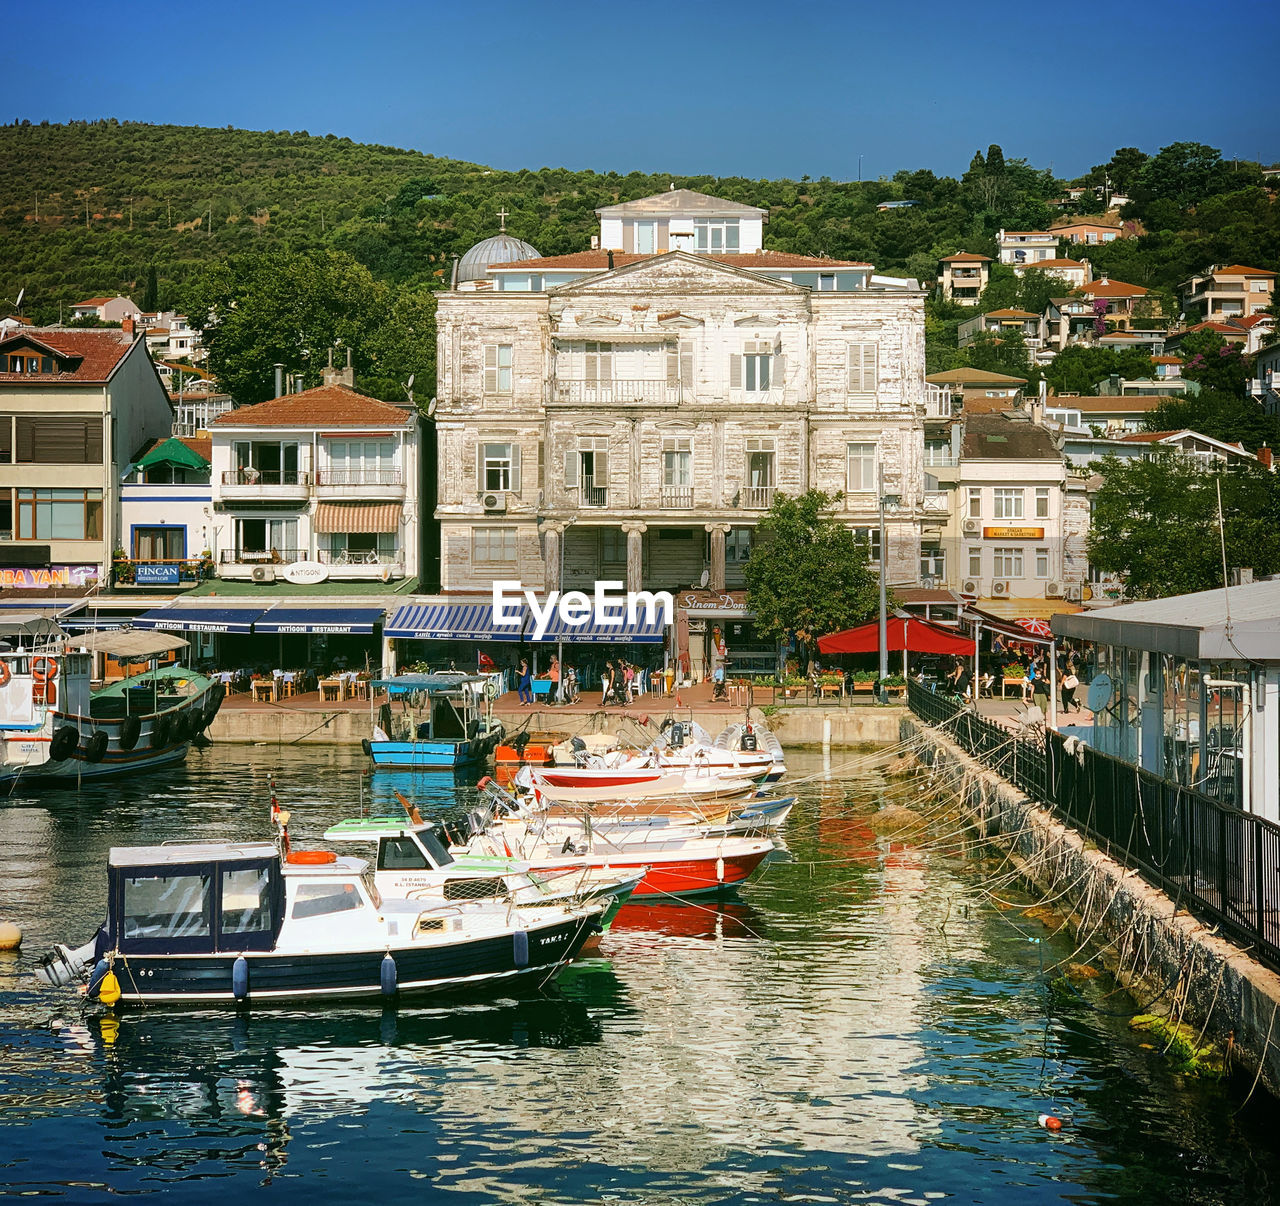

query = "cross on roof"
[{"left": 497, "top": 207, "right": 509, "bottom": 233}]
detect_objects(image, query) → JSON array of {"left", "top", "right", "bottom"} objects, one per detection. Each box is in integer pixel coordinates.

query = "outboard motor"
[
  {"left": 668, "top": 722, "right": 686, "bottom": 749},
  {"left": 741, "top": 728, "right": 758, "bottom": 752},
  {"left": 37, "top": 939, "right": 98, "bottom": 988},
  {"left": 512, "top": 730, "right": 532, "bottom": 757},
  {"left": 570, "top": 735, "right": 589, "bottom": 766}
]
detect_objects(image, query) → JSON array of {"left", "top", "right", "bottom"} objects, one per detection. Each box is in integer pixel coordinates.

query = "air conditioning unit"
[
  {"left": 962, "top": 518, "right": 979, "bottom": 534},
  {"left": 992, "top": 580, "right": 1011, "bottom": 595},
  {"left": 1045, "top": 580, "right": 1064, "bottom": 598},
  {"left": 961, "top": 579, "right": 980, "bottom": 595},
  {"left": 481, "top": 492, "right": 507, "bottom": 512},
  {"left": 1065, "top": 583, "right": 1084, "bottom": 602},
  {"left": 251, "top": 566, "right": 275, "bottom": 583}
]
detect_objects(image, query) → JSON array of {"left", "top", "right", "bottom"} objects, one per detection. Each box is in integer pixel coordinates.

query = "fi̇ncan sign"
[{"left": 492, "top": 580, "right": 674, "bottom": 641}]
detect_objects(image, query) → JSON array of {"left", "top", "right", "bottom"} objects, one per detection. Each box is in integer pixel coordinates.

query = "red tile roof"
[
  {"left": 72, "top": 296, "right": 115, "bottom": 307},
  {"left": 984, "top": 308, "right": 1039, "bottom": 318},
  {"left": 490, "top": 250, "right": 872, "bottom": 271},
  {"left": 1019, "top": 258, "right": 1086, "bottom": 270},
  {"left": 1117, "top": 431, "right": 1178, "bottom": 442},
  {"left": 940, "top": 252, "right": 992, "bottom": 262},
  {"left": 179, "top": 436, "right": 213, "bottom": 461},
  {"left": 1152, "top": 355, "right": 1183, "bottom": 364},
  {"left": 1212, "top": 265, "right": 1276, "bottom": 277},
  {"left": 212, "top": 384, "right": 412, "bottom": 428},
  {"left": 0, "top": 327, "right": 138, "bottom": 383},
  {"left": 1079, "top": 278, "right": 1147, "bottom": 297}
]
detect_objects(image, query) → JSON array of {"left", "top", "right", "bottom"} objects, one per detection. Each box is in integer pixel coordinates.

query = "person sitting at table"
[{"left": 978, "top": 669, "right": 996, "bottom": 698}]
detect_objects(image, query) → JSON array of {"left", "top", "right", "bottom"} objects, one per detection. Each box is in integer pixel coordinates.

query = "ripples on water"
[{"left": 2, "top": 745, "right": 1278, "bottom": 1204}]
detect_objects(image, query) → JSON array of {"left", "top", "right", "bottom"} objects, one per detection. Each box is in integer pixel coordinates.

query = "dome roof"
[{"left": 457, "top": 232, "right": 542, "bottom": 283}]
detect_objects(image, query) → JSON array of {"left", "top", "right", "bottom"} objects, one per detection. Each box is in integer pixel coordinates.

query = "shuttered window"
[
  {"left": 731, "top": 340, "right": 780, "bottom": 393},
  {"left": 14, "top": 417, "right": 103, "bottom": 463},
  {"left": 666, "top": 345, "right": 693, "bottom": 389},
  {"left": 483, "top": 344, "right": 513, "bottom": 395},
  {"left": 847, "top": 342, "right": 878, "bottom": 393},
  {"left": 476, "top": 442, "right": 521, "bottom": 493}
]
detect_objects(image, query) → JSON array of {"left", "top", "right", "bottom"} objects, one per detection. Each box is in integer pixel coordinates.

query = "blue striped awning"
[
  {"left": 534, "top": 607, "right": 669, "bottom": 644},
  {"left": 384, "top": 602, "right": 528, "bottom": 641},
  {"left": 254, "top": 607, "right": 384, "bottom": 635},
  {"left": 132, "top": 606, "right": 266, "bottom": 634}
]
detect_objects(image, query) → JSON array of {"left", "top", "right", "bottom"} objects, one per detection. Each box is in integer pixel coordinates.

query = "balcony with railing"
[
  {"left": 922, "top": 490, "right": 951, "bottom": 514},
  {"left": 924, "top": 384, "right": 953, "bottom": 419},
  {"left": 312, "top": 468, "right": 405, "bottom": 497},
  {"left": 219, "top": 547, "right": 302, "bottom": 565},
  {"left": 579, "top": 475, "right": 608, "bottom": 509},
  {"left": 661, "top": 486, "right": 694, "bottom": 509},
  {"left": 554, "top": 379, "right": 682, "bottom": 406},
  {"left": 218, "top": 469, "right": 310, "bottom": 500},
  {"left": 740, "top": 484, "right": 776, "bottom": 509}
]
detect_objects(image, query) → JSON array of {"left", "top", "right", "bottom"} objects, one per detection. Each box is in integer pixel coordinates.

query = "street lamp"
[{"left": 877, "top": 465, "right": 900, "bottom": 701}]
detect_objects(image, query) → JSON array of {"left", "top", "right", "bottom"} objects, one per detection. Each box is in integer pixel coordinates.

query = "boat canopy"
[
  {"left": 371, "top": 672, "right": 485, "bottom": 691},
  {"left": 71, "top": 630, "right": 190, "bottom": 658}
]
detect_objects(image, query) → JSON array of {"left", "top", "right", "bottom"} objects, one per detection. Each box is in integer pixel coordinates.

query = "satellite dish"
[
  {"left": 426, "top": 397, "right": 437, "bottom": 418},
  {"left": 1085, "top": 672, "right": 1113, "bottom": 713},
  {"left": 14, "top": 287, "right": 24, "bottom": 312},
  {"left": 407, "top": 373, "right": 415, "bottom": 390},
  {"left": 699, "top": 569, "right": 710, "bottom": 588}
]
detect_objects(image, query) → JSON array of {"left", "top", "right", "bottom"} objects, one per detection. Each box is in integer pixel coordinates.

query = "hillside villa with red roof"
[
  {"left": 1181, "top": 264, "right": 1276, "bottom": 321},
  {"left": 208, "top": 374, "right": 419, "bottom": 584},
  {"left": 68, "top": 295, "right": 141, "bottom": 324},
  {"left": 938, "top": 251, "right": 992, "bottom": 304},
  {"left": 0, "top": 325, "right": 171, "bottom": 587}
]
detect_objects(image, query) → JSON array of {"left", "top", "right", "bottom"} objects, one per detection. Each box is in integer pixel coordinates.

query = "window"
[
  {"left": 993, "top": 488, "right": 1024, "bottom": 520},
  {"left": 634, "top": 221, "right": 656, "bottom": 254},
  {"left": 1035, "top": 547, "right": 1050, "bottom": 579},
  {"left": 566, "top": 436, "right": 608, "bottom": 505},
  {"left": 1035, "top": 486, "right": 1050, "bottom": 519},
  {"left": 291, "top": 882, "right": 365, "bottom": 920},
  {"left": 232, "top": 440, "right": 299, "bottom": 485},
  {"left": 235, "top": 518, "right": 297, "bottom": 560},
  {"left": 993, "top": 547, "right": 1023, "bottom": 577},
  {"left": 666, "top": 344, "right": 693, "bottom": 390},
  {"left": 327, "top": 439, "right": 397, "bottom": 484},
  {"left": 818, "top": 273, "right": 836, "bottom": 291},
  {"left": 122, "top": 873, "right": 211, "bottom": 941},
  {"left": 483, "top": 343, "right": 513, "bottom": 394},
  {"left": 852, "top": 526, "right": 881, "bottom": 564},
  {"left": 744, "top": 351, "right": 771, "bottom": 392},
  {"left": 378, "top": 837, "right": 429, "bottom": 871},
  {"left": 322, "top": 531, "right": 396, "bottom": 564},
  {"left": 745, "top": 437, "right": 775, "bottom": 505},
  {"left": 15, "top": 489, "right": 103, "bottom": 541},
  {"left": 472, "top": 526, "right": 517, "bottom": 564},
  {"left": 599, "top": 528, "right": 626, "bottom": 566},
  {"left": 695, "top": 219, "right": 740, "bottom": 253},
  {"left": 847, "top": 343, "right": 878, "bottom": 393},
  {"left": 583, "top": 341, "right": 613, "bottom": 385},
  {"left": 846, "top": 442, "right": 876, "bottom": 492},
  {"left": 2, "top": 353, "right": 55, "bottom": 374},
  {"left": 14, "top": 417, "right": 103, "bottom": 464},
  {"left": 920, "top": 547, "right": 945, "bottom": 581},
  {"left": 967, "top": 488, "right": 982, "bottom": 519},
  {"left": 220, "top": 867, "right": 273, "bottom": 935},
  {"left": 134, "top": 527, "right": 185, "bottom": 561},
  {"left": 968, "top": 547, "right": 982, "bottom": 578},
  {"left": 730, "top": 340, "right": 775, "bottom": 394},
  {"left": 726, "top": 528, "right": 753, "bottom": 563},
  {"left": 662, "top": 436, "right": 692, "bottom": 506},
  {"left": 924, "top": 439, "right": 952, "bottom": 466},
  {"left": 478, "top": 442, "right": 521, "bottom": 493}
]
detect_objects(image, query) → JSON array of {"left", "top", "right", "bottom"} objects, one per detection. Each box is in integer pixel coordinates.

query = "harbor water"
[{"left": 2, "top": 745, "right": 1278, "bottom": 1204}]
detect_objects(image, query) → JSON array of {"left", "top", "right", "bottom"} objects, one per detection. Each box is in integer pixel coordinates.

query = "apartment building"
[
  {"left": 938, "top": 252, "right": 992, "bottom": 304},
  {"left": 1181, "top": 264, "right": 1276, "bottom": 320}
]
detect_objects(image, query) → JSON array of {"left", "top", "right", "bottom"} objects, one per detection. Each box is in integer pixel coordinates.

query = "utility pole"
[
  {"left": 34, "top": 192, "right": 38, "bottom": 222},
  {"left": 86, "top": 196, "right": 90, "bottom": 230},
  {"left": 208, "top": 205, "right": 212, "bottom": 237},
  {"left": 128, "top": 197, "right": 133, "bottom": 230},
  {"left": 858, "top": 154, "right": 863, "bottom": 182},
  {"left": 167, "top": 198, "right": 171, "bottom": 226}
]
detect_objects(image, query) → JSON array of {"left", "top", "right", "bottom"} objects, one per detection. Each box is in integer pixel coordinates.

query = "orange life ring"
[
  {"left": 0, "top": 662, "right": 10, "bottom": 687},
  {"left": 285, "top": 850, "right": 337, "bottom": 865},
  {"left": 32, "top": 656, "right": 58, "bottom": 706}
]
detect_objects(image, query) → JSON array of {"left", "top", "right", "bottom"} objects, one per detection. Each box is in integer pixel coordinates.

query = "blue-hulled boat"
[{"left": 363, "top": 672, "right": 504, "bottom": 770}]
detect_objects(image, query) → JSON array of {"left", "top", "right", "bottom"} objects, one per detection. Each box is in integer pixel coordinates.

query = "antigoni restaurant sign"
[{"left": 0, "top": 566, "right": 100, "bottom": 589}]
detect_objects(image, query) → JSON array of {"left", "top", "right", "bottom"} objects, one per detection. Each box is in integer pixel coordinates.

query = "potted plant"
[
  {"left": 816, "top": 671, "right": 844, "bottom": 698},
  {"left": 112, "top": 548, "right": 134, "bottom": 584},
  {"left": 850, "top": 670, "right": 878, "bottom": 692},
  {"left": 781, "top": 674, "right": 807, "bottom": 699},
  {"left": 1003, "top": 662, "right": 1027, "bottom": 680},
  {"left": 883, "top": 674, "right": 907, "bottom": 696}
]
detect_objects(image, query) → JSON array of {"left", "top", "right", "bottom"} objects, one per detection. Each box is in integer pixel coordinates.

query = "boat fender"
[
  {"left": 98, "top": 971, "right": 122, "bottom": 1008},
  {"left": 232, "top": 956, "right": 249, "bottom": 1002},
  {"left": 380, "top": 953, "right": 397, "bottom": 996},
  {"left": 87, "top": 957, "right": 110, "bottom": 999},
  {"left": 512, "top": 928, "right": 529, "bottom": 969},
  {"left": 0, "top": 662, "right": 9, "bottom": 687},
  {"left": 150, "top": 714, "right": 172, "bottom": 749},
  {"left": 361, "top": 737, "right": 373, "bottom": 758},
  {"left": 716, "top": 857, "right": 725, "bottom": 883},
  {"left": 171, "top": 711, "right": 191, "bottom": 742},
  {"left": 286, "top": 850, "right": 337, "bottom": 865},
  {"left": 84, "top": 731, "right": 109, "bottom": 763},
  {"left": 118, "top": 715, "right": 142, "bottom": 751},
  {"left": 49, "top": 726, "right": 79, "bottom": 762}
]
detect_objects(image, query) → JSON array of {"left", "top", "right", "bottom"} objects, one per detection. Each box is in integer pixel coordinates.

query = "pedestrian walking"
[{"left": 517, "top": 656, "right": 533, "bottom": 706}]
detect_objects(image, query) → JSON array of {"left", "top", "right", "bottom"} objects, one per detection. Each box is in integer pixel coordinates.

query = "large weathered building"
[{"left": 433, "top": 191, "right": 941, "bottom": 626}]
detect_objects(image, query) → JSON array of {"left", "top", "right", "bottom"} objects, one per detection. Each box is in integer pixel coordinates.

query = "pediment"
[
  {"left": 549, "top": 251, "right": 806, "bottom": 298},
  {"left": 656, "top": 312, "right": 704, "bottom": 329},
  {"left": 574, "top": 313, "right": 623, "bottom": 328}
]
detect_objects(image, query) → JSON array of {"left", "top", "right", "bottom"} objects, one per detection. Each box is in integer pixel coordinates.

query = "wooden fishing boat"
[
  {"left": 0, "top": 624, "right": 223, "bottom": 787},
  {"left": 364, "top": 673, "right": 504, "bottom": 769},
  {"left": 38, "top": 839, "right": 608, "bottom": 1006}
]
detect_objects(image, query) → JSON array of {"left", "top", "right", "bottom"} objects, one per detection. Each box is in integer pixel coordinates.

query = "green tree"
[
  {"left": 743, "top": 490, "right": 880, "bottom": 644},
  {"left": 1044, "top": 344, "right": 1155, "bottom": 394},
  {"left": 1133, "top": 142, "right": 1237, "bottom": 212},
  {"left": 1088, "top": 454, "right": 1280, "bottom": 598},
  {"left": 1177, "top": 330, "right": 1252, "bottom": 397},
  {"left": 142, "top": 265, "right": 158, "bottom": 311},
  {"left": 1143, "top": 387, "right": 1280, "bottom": 451},
  {"left": 964, "top": 329, "right": 1039, "bottom": 384},
  {"left": 985, "top": 144, "right": 1006, "bottom": 177},
  {"left": 181, "top": 248, "right": 435, "bottom": 407}
]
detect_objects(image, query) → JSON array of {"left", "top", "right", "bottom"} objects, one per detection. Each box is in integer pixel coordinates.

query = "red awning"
[{"left": 817, "top": 616, "right": 976, "bottom": 656}]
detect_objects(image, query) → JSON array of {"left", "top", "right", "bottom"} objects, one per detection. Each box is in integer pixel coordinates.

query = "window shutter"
[
  {"left": 595, "top": 448, "right": 609, "bottom": 487},
  {"left": 730, "top": 354, "right": 742, "bottom": 389},
  {"left": 862, "top": 343, "right": 878, "bottom": 391},
  {"left": 585, "top": 346, "right": 598, "bottom": 385},
  {"left": 476, "top": 444, "right": 485, "bottom": 493},
  {"left": 774, "top": 353, "right": 785, "bottom": 387},
  {"left": 564, "top": 449, "right": 578, "bottom": 487},
  {"left": 667, "top": 347, "right": 679, "bottom": 387},
  {"left": 510, "top": 444, "right": 522, "bottom": 494},
  {"left": 847, "top": 345, "right": 858, "bottom": 391},
  {"left": 680, "top": 348, "right": 693, "bottom": 387},
  {"left": 483, "top": 345, "right": 498, "bottom": 394}
]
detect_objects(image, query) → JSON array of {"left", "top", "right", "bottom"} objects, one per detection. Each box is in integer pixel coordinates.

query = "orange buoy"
[
  {"left": 1038, "top": 1114, "right": 1063, "bottom": 1131},
  {"left": 286, "top": 850, "right": 337, "bottom": 865}
]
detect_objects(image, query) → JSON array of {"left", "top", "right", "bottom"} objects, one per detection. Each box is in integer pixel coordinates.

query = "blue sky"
[{"left": 3, "top": 0, "right": 1277, "bottom": 180}]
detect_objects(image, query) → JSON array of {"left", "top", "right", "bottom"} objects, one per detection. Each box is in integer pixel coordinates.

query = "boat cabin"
[{"left": 372, "top": 673, "right": 489, "bottom": 743}]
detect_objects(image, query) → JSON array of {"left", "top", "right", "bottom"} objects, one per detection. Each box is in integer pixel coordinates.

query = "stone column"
[
  {"left": 705, "top": 522, "right": 731, "bottom": 592},
  {"left": 621, "top": 522, "right": 647, "bottom": 593},
  {"left": 539, "top": 522, "right": 564, "bottom": 592}
]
